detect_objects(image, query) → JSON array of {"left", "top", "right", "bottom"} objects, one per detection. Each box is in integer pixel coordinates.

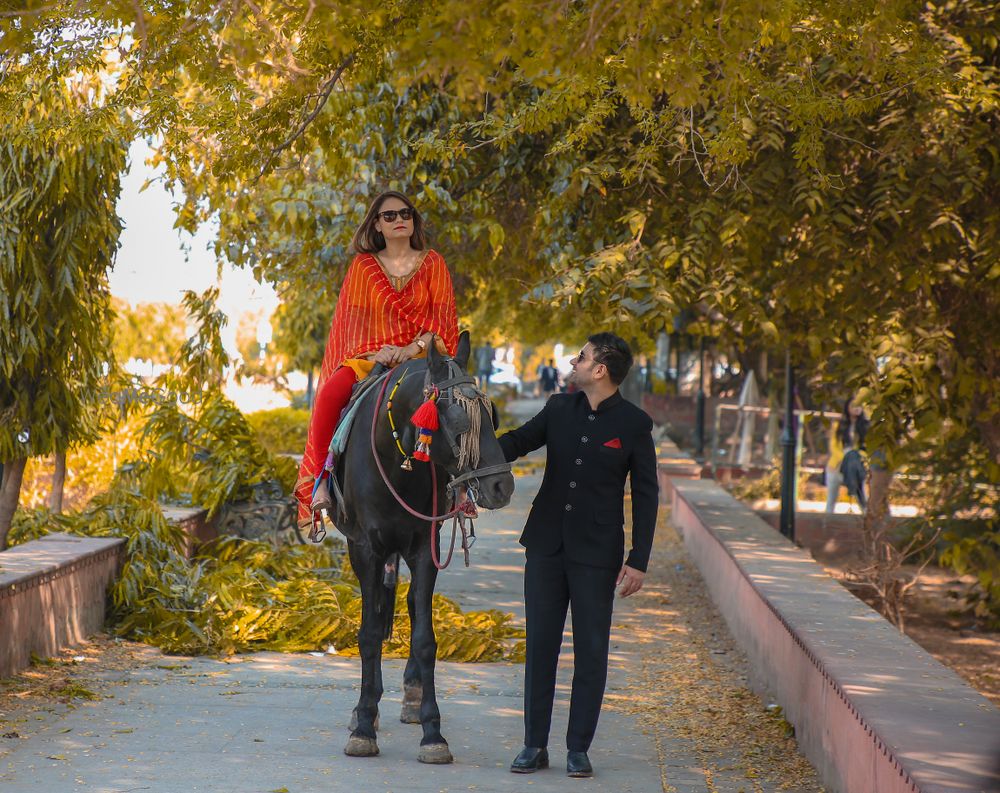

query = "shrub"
[
  {"left": 6, "top": 290, "right": 523, "bottom": 661},
  {"left": 18, "top": 416, "right": 147, "bottom": 510},
  {"left": 246, "top": 407, "right": 311, "bottom": 455},
  {"left": 940, "top": 525, "right": 1000, "bottom": 630},
  {"left": 9, "top": 497, "right": 524, "bottom": 660}
]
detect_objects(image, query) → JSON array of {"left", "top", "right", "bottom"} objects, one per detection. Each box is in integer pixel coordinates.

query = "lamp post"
[
  {"left": 779, "top": 349, "right": 796, "bottom": 540},
  {"left": 695, "top": 336, "right": 707, "bottom": 458}
]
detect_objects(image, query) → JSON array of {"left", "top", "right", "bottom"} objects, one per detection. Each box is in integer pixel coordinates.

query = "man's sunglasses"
[{"left": 378, "top": 208, "right": 414, "bottom": 222}]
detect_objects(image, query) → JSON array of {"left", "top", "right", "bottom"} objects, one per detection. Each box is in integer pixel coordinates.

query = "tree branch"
[
  {"left": 256, "top": 52, "right": 357, "bottom": 182},
  {"left": 0, "top": 3, "right": 60, "bottom": 19}
]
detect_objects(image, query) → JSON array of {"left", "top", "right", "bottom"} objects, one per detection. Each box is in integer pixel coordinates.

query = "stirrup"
[
  {"left": 308, "top": 510, "right": 327, "bottom": 543},
  {"left": 308, "top": 475, "right": 333, "bottom": 542}
]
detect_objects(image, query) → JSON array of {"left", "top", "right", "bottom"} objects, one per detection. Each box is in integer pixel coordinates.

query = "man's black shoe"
[
  {"left": 566, "top": 750, "right": 593, "bottom": 778},
  {"left": 510, "top": 746, "right": 549, "bottom": 773}
]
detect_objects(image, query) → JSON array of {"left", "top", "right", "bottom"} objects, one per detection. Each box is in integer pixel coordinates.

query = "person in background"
[
  {"left": 475, "top": 341, "right": 495, "bottom": 390},
  {"left": 538, "top": 358, "right": 559, "bottom": 398},
  {"left": 825, "top": 397, "right": 870, "bottom": 513}
]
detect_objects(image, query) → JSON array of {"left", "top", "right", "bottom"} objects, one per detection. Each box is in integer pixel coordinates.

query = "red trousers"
[{"left": 295, "top": 366, "right": 358, "bottom": 526}]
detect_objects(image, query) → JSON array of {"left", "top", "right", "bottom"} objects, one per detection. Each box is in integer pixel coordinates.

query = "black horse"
[{"left": 332, "top": 331, "right": 515, "bottom": 763}]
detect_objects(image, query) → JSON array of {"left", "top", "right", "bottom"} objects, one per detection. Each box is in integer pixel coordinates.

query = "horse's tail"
[{"left": 381, "top": 553, "right": 400, "bottom": 641}]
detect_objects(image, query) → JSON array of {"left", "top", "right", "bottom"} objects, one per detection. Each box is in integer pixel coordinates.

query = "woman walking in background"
[{"left": 825, "top": 397, "right": 870, "bottom": 513}]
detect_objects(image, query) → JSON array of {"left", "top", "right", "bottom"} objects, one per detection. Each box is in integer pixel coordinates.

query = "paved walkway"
[
  {"left": 1, "top": 468, "right": 665, "bottom": 793},
  {"left": 0, "top": 396, "right": 823, "bottom": 792}
]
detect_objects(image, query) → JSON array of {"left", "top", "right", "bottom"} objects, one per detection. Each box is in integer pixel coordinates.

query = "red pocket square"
[{"left": 603, "top": 438, "right": 622, "bottom": 449}]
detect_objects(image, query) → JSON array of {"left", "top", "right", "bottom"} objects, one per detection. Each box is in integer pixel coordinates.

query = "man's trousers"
[{"left": 523, "top": 548, "right": 618, "bottom": 752}]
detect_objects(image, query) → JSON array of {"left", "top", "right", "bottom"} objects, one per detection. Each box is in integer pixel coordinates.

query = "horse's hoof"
[
  {"left": 349, "top": 708, "right": 379, "bottom": 731},
  {"left": 400, "top": 702, "right": 421, "bottom": 723},
  {"left": 344, "top": 735, "right": 379, "bottom": 757},
  {"left": 400, "top": 683, "right": 423, "bottom": 724},
  {"left": 418, "top": 742, "right": 454, "bottom": 764}
]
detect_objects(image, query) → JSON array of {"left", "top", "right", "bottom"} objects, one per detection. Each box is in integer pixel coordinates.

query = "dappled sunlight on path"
[
  {"left": 0, "top": 464, "right": 825, "bottom": 792},
  {"left": 611, "top": 510, "right": 824, "bottom": 793}
]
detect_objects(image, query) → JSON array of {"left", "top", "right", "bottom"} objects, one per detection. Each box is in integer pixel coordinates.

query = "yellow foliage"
[{"left": 19, "top": 417, "right": 146, "bottom": 510}]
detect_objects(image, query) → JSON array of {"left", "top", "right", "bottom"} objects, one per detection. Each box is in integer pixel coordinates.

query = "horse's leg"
[
  {"left": 348, "top": 568, "right": 385, "bottom": 732},
  {"left": 406, "top": 546, "right": 453, "bottom": 764},
  {"left": 400, "top": 581, "right": 423, "bottom": 723},
  {"left": 345, "top": 543, "right": 384, "bottom": 757}
]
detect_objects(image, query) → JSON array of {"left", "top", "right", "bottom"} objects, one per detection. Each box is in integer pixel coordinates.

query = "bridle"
[{"left": 370, "top": 360, "right": 511, "bottom": 569}]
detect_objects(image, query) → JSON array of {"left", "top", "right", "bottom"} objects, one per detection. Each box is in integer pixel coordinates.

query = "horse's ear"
[
  {"left": 427, "top": 334, "right": 448, "bottom": 377},
  {"left": 454, "top": 331, "right": 471, "bottom": 371}
]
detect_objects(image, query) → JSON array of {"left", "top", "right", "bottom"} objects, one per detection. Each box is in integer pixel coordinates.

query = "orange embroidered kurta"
[
  {"left": 295, "top": 248, "right": 459, "bottom": 526},
  {"left": 321, "top": 249, "right": 459, "bottom": 383}
]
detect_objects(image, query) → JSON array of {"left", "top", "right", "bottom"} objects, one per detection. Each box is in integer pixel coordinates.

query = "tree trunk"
[
  {"left": 306, "top": 370, "right": 315, "bottom": 409},
  {"left": 49, "top": 450, "right": 67, "bottom": 514},
  {"left": 869, "top": 465, "right": 894, "bottom": 533},
  {"left": 0, "top": 457, "right": 27, "bottom": 550},
  {"left": 975, "top": 415, "right": 1000, "bottom": 467}
]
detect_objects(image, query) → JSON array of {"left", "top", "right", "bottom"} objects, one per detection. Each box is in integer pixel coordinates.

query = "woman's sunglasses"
[{"left": 378, "top": 208, "right": 414, "bottom": 222}]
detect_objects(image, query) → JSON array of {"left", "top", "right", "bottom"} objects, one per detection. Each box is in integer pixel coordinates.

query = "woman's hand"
[
  {"left": 374, "top": 343, "right": 420, "bottom": 367},
  {"left": 398, "top": 342, "right": 421, "bottom": 362},
  {"left": 374, "top": 345, "right": 403, "bottom": 366}
]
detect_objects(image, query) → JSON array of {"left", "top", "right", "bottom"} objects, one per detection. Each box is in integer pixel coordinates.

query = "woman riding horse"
[
  {"left": 295, "top": 194, "right": 512, "bottom": 763},
  {"left": 295, "top": 191, "right": 459, "bottom": 530}
]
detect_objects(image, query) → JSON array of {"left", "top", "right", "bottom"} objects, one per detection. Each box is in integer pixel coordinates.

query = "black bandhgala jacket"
[{"left": 497, "top": 390, "right": 659, "bottom": 572}]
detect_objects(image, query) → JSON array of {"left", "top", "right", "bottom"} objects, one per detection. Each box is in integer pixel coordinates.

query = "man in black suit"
[{"left": 498, "top": 332, "right": 659, "bottom": 778}]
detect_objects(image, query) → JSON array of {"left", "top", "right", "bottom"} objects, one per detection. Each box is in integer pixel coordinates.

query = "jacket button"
[
  {"left": 575, "top": 458, "right": 582, "bottom": 465},
  {"left": 581, "top": 436, "right": 589, "bottom": 442},
  {"left": 565, "top": 504, "right": 572, "bottom": 511},
  {"left": 569, "top": 481, "right": 577, "bottom": 488}
]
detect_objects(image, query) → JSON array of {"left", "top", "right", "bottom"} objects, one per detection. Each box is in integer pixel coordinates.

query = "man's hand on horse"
[{"left": 615, "top": 565, "right": 645, "bottom": 598}]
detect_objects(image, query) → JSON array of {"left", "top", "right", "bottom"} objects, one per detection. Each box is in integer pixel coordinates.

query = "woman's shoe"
[{"left": 311, "top": 477, "right": 334, "bottom": 513}]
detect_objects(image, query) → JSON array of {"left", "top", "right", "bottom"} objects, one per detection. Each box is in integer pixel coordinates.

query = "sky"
[
  {"left": 110, "top": 140, "right": 292, "bottom": 410},
  {"left": 110, "top": 139, "right": 279, "bottom": 353}
]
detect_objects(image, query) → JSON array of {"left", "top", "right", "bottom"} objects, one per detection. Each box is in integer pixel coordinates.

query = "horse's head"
[{"left": 419, "top": 331, "right": 514, "bottom": 510}]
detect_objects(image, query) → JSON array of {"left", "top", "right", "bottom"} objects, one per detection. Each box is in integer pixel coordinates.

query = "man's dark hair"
[{"left": 587, "top": 332, "right": 633, "bottom": 385}]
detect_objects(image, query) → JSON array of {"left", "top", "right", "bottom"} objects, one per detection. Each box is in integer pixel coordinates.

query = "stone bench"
[
  {"left": 162, "top": 505, "right": 216, "bottom": 558},
  {"left": 0, "top": 533, "right": 125, "bottom": 678},
  {"left": 656, "top": 437, "right": 703, "bottom": 501},
  {"left": 669, "top": 478, "right": 1000, "bottom": 793}
]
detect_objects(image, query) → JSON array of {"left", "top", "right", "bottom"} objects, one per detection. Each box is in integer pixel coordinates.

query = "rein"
[{"left": 369, "top": 367, "right": 509, "bottom": 570}]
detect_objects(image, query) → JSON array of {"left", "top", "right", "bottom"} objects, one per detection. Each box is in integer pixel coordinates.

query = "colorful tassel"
[
  {"left": 413, "top": 429, "right": 433, "bottom": 462},
  {"left": 410, "top": 393, "right": 440, "bottom": 431},
  {"left": 411, "top": 391, "right": 438, "bottom": 462}
]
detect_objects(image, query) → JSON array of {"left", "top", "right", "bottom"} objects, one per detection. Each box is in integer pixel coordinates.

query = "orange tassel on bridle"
[{"left": 410, "top": 388, "right": 439, "bottom": 462}]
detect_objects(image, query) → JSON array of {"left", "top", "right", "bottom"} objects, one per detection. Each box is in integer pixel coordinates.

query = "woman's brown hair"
[{"left": 351, "top": 191, "right": 426, "bottom": 253}]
